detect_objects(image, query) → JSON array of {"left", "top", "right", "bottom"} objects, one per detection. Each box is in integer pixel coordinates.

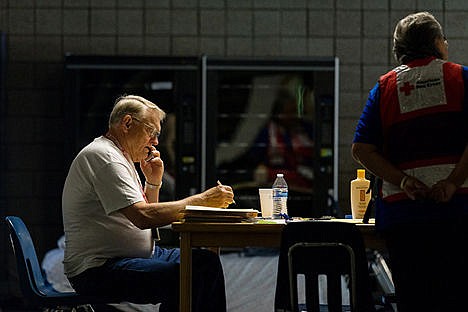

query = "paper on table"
[
  {"left": 288, "top": 217, "right": 375, "bottom": 224},
  {"left": 183, "top": 206, "right": 260, "bottom": 222},
  {"left": 185, "top": 205, "right": 259, "bottom": 213}
]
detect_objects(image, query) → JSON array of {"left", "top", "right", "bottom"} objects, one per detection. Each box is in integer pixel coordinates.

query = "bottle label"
[
  {"left": 273, "top": 189, "right": 288, "bottom": 216},
  {"left": 273, "top": 189, "right": 288, "bottom": 197},
  {"left": 350, "top": 186, "right": 371, "bottom": 219},
  {"left": 359, "top": 189, "right": 366, "bottom": 201}
]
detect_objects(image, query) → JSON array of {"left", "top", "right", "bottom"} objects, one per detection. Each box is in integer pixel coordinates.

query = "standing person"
[
  {"left": 62, "top": 95, "right": 234, "bottom": 312},
  {"left": 352, "top": 12, "right": 468, "bottom": 312}
]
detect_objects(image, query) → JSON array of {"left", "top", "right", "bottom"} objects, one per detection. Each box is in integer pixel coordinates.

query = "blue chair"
[{"left": 5, "top": 216, "right": 120, "bottom": 310}]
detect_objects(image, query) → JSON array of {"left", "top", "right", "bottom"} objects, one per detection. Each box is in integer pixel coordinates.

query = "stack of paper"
[{"left": 183, "top": 205, "right": 259, "bottom": 223}]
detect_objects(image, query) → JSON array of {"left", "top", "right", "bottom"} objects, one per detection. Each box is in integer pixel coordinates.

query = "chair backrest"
[
  {"left": 5, "top": 216, "right": 56, "bottom": 298},
  {"left": 5, "top": 216, "right": 124, "bottom": 309},
  {"left": 5, "top": 216, "right": 86, "bottom": 308},
  {"left": 274, "top": 221, "right": 375, "bottom": 312},
  {"left": 288, "top": 242, "right": 357, "bottom": 312}
]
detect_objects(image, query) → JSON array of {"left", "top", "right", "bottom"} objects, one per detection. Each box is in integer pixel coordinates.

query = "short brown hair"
[{"left": 393, "top": 12, "right": 445, "bottom": 64}]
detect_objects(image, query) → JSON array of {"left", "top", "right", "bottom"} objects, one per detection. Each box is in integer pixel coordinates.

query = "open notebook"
[{"left": 183, "top": 205, "right": 259, "bottom": 223}]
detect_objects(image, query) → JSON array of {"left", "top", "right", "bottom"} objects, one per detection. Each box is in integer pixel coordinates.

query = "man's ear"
[{"left": 122, "top": 115, "right": 132, "bottom": 131}]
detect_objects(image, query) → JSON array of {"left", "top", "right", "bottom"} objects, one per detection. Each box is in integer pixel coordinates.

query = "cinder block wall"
[{"left": 1, "top": 0, "right": 468, "bottom": 299}]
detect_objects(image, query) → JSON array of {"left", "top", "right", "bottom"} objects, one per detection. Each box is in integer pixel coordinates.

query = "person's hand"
[
  {"left": 400, "top": 175, "right": 430, "bottom": 200},
  {"left": 199, "top": 185, "right": 235, "bottom": 208},
  {"left": 428, "top": 179, "right": 458, "bottom": 203},
  {"left": 140, "top": 147, "right": 164, "bottom": 185}
]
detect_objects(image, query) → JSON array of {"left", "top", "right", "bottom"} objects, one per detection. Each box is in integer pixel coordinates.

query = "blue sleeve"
[
  {"left": 462, "top": 66, "right": 468, "bottom": 143},
  {"left": 352, "top": 82, "right": 383, "bottom": 147},
  {"left": 462, "top": 66, "right": 468, "bottom": 111}
]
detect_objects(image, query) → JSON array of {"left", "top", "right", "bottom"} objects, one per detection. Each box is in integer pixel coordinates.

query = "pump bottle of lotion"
[{"left": 350, "top": 169, "right": 371, "bottom": 219}]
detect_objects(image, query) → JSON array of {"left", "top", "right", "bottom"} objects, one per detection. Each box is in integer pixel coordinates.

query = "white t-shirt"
[{"left": 62, "top": 136, "right": 153, "bottom": 278}]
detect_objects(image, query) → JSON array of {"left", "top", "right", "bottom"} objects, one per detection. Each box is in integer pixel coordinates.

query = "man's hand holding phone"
[{"left": 141, "top": 146, "right": 164, "bottom": 186}]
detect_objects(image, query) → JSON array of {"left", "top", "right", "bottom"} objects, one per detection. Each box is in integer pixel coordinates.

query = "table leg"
[{"left": 179, "top": 232, "right": 192, "bottom": 312}]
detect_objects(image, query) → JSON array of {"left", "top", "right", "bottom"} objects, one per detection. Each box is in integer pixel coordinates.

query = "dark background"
[{"left": 0, "top": 0, "right": 463, "bottom": 304}]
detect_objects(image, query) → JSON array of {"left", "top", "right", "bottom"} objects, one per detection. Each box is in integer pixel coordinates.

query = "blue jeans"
[{"left": 69, "top": 247, "right": 226, "bottom": 312}]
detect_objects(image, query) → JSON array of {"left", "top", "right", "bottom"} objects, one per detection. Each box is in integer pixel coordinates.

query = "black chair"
[
  {"left": 274, "top": 221, "right": 376, "bottom": 312},
  {"left": 5, "top": 216, "right": 121, "bottom": 311}
]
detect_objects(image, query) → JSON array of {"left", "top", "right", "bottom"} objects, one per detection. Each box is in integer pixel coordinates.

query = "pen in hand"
[{"left": 217, "top": 180, "right": 236, "bottom": 205}]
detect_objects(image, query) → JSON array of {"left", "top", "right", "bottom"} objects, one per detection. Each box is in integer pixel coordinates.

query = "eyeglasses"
[{"left": 131, "top": 116, "right": 160, "bottom": 139}]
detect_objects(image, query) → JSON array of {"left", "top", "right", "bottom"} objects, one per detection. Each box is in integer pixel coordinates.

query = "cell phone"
[{"left": 145, "top": 146, "right": 155, "bottom": 162}]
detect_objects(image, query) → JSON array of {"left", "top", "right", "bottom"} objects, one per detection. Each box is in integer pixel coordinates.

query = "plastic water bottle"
[{"left": 272, "top": 173, "right": 288, "bottom": 218}]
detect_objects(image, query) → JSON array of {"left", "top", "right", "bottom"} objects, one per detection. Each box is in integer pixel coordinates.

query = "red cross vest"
[{"left": 378, "top": 57, "right": 468, "bottom": 201}]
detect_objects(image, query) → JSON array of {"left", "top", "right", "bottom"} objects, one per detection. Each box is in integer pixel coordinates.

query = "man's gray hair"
[
  {"left": 108, "top": 95, "right": 166, "bottom": 127},
  {"left": 393, "top": 11, "right": 445, "bottom": 64}
]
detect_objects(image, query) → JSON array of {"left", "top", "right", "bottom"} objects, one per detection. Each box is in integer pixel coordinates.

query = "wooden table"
[{"left": 171, "top": 220, "right": 383, "bottom": 312}]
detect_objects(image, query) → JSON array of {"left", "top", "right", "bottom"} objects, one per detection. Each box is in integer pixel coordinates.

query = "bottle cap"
[
  {"left": 277, "top": 173, "right": 284, "bottom": 177},
  {"left": 357, "top": 169, "right": 365, "bottom": 179}
]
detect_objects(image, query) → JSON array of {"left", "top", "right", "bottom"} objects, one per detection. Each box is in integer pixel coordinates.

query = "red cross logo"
[{"left": 399, "top": 82, "right": 415, "bottom": 96}]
